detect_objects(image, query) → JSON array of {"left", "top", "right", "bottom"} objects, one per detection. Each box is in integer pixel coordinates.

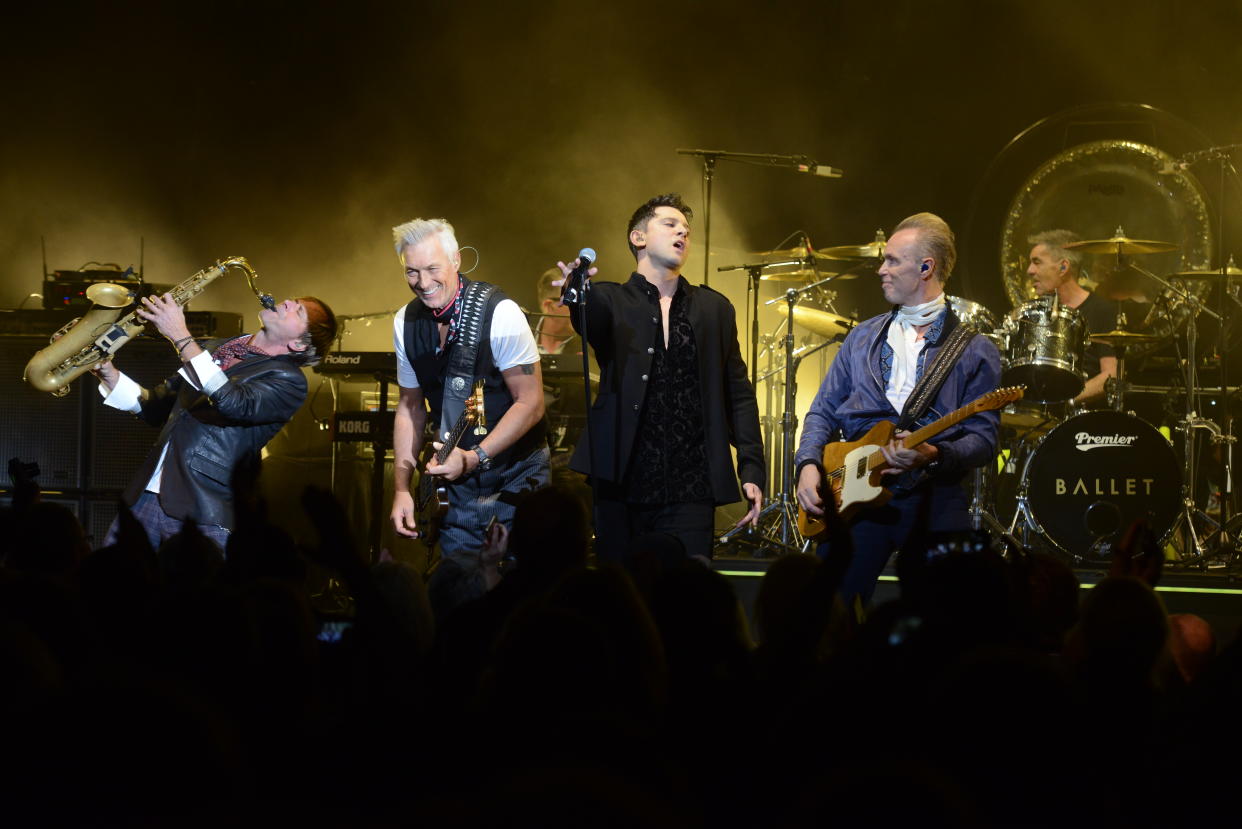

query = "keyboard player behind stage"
[{"left": 794, "top": 212, "right": 1002, "bottom": 608}]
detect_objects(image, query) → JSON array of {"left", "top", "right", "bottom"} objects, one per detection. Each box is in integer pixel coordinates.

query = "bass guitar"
[
  {"left": 797, "top": 386, "right": 1024, "bottom": 540},
  {"left": 416, "top": 382, "right": 486, "bottom": 546}
]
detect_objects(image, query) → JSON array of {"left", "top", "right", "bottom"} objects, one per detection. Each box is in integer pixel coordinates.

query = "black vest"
[{"left": 402, "top": 285, "right": 545, "bottom": 464}]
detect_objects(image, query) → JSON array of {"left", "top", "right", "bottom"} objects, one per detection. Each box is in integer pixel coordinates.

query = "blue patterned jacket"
[{"left": 794, "top": 306, "right": 1002, "bottom": 491}]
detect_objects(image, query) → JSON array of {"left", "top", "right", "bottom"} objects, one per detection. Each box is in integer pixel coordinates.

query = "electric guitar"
[
  {"left": 416, "top": 382, "right": 486, "bottom": 547},
  {"left": 797, "top": 386, "right": 1024, "bottom": 540}
]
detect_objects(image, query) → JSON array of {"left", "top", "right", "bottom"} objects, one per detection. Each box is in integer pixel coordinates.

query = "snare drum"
[
  {"left": 1001, "top": 297, "right": 1090, "bottom": 403},
  {"left": 1018, "top": 410, "right": 1180, "bottom": 559}
]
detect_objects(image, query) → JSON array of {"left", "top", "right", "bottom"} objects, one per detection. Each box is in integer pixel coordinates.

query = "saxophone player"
[{"left": 92, "top": 290, "right": 337, "bottom": 552}]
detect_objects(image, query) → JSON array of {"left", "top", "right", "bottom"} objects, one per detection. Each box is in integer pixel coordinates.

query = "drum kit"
[{"left": 716, "top": 226, "right": 1241, "bottom": 569}]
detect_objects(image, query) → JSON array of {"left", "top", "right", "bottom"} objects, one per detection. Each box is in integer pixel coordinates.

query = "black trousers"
[{"left": 592, "top": 497, "right": 715, "bottom": 565}]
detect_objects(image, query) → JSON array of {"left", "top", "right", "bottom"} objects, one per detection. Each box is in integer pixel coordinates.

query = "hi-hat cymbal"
[
  {"left": 1089, "top": 329, "right": 1165, "bottom": 347},
  {"left": 774, "top": 304, "right": 855, "bottom": 338},
  {"left": 818, "top": 240, "right": 886, "bottom": 260},
  {"left": 1171, "top": 264, "right": 1242, "bottom": 280},
  {"left": 1065, "top": 232, "right": 1178, "bottom": 255}
]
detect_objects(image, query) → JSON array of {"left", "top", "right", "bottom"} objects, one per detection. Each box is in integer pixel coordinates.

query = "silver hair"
[
  {"left": 1027, "top": 229, "right": 1083, "bottom": 276},
  {"left": 894, "top": 212, "right": 956, "bottom": 283},
  {"left": 392, "top": 217, "right": 460, "bottom": 263}
]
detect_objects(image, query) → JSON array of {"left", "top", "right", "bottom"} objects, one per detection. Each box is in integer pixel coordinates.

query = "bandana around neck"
[
  {"left": 894, "top": 292, "right": 946, "bottom": 328},
  {"left": 885, "top": 292, "right": 945, "bottom": 412},
  {"left": 429, "top": 275, "right": 468, "bottom": 350}
]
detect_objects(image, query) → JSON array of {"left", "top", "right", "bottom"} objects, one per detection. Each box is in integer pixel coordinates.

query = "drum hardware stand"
[
  {"left": 718, "top": 237, "right": 825, "bottom": 390},
  {"left": 716, "top": 281, "right": 837, "bottom": 557},
  {"left": 757, "top": 332, "right": 781, "bottom": 491},
  {"left": 968, "top": 465, "right": 1017, "bottom": 544},
  {"left": 1103, "top": 236, "right": 1229, "bottom": 563}
]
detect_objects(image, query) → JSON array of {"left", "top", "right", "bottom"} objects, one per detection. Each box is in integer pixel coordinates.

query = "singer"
[
  {"left": 557, "top": 193, "right": 764, "bottom": 565},
  {"left": 389, "top": 217, "right": 549, "bottom": 560}
]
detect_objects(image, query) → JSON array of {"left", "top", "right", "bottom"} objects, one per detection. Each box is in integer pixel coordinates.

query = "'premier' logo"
[{"left": 1074, "top": 432, "right": 1139, "bottom": 451}]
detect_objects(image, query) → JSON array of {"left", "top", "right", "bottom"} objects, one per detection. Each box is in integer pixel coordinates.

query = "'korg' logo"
[{"left": 1074, "top": 431, "right": 1139, "bottom": 451}]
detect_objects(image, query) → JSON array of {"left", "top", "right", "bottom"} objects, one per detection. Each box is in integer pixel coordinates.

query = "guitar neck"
[{"left": 865, "top": 400, "right": 980, "bottom": 472}]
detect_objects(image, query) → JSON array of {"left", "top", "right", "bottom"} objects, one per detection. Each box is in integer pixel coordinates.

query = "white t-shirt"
[{"left": 392, "top": 298, "right": 538, "bottom": 388}]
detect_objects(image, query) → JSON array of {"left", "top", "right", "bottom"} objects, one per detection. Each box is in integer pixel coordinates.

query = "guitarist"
[
  {"left": 794, "top": 213, "right": 1002, "bottom": 606},
  {"left": 389, "top": 217, "right": 550, "bottom": 560}
]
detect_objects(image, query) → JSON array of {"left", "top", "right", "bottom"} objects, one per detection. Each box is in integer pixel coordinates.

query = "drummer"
[{"left": 1027, "top": 230, "right": 1117, "bottom": 406}]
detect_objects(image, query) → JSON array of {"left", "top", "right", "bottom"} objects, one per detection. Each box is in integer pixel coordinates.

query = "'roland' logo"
[{"left": 326, "top": 353, "right": 361, "bottom": 365}]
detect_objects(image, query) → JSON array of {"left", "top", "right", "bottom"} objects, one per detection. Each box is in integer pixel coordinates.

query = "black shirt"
[
  {"left": 1072, "top": 290, "right": 1118, "bottom": 380},
  {"left": 624, "top": 280, "right": 711, "bottom": 504}
]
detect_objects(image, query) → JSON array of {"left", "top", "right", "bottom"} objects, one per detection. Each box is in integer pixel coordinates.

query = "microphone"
[
  {"left": 795, "top": 162, "right": 844, "bottom": 179},
  {"left": 561, "top": 247, "right": 596, "bottom": 304}
]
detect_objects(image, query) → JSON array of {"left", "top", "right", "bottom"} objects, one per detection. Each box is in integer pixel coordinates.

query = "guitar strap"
[
  {"left": 439, "top": 282, "right": 497, "bottom": 440},
  {"left": 895, "top": 318, "right": 976, "bottom": 432}
]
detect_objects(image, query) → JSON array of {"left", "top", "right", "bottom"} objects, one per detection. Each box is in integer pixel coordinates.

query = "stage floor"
[{"left": 713, "top": 552, "right": 1242, "bottom": 648}]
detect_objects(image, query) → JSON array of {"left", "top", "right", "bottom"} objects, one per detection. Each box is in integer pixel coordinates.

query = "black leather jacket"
[{"left": 124, "top": 340, "right": 308, "bottom": 529}]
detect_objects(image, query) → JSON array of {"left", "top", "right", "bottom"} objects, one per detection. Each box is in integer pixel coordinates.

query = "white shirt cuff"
[
  {"left": 100, "top": 373, "right": 143, "bottom": 414},
  {"left": 179, "top": 349, "right": 226, "bottom": 394}
]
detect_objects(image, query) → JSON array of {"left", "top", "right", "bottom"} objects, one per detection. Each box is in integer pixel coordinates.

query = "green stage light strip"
[{"left": 718, "top": 571, "right": 1242, "bottom": 596}]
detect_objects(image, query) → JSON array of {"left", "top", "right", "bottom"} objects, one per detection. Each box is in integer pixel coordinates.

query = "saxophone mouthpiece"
[{"left": 260, "top": 293, "right": 276, "bottom": 311}]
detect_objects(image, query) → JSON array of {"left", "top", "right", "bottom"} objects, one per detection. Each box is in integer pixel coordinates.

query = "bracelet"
[{"left": 172, "top": 336, "right": 194, "bottom": 352}]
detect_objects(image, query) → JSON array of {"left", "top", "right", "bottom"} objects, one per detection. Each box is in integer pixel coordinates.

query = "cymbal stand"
[
  {"left": 718, "top": 252, "right": 817, "bottom": 390},
  {"left": 758, "top": 331, "right": 781, "bottom": 492},
  {"left": 1125, "top": 258, "right": 1226, "bottom": 563},
  {"left": 716, "top": 282, "right": 835, "bottom": 556}
]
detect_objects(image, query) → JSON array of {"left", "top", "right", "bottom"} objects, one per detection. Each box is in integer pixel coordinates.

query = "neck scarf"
[
  {"left": 212, "top": 335, "right": 267, "bottom": 370},
  {"left": 885, "top": 293, "right": 945, "bottom": 412},
  {"left": 430, "top": 276, "right": 468, "bottom": 351}
]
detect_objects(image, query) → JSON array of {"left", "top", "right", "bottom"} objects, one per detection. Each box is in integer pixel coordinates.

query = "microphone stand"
[
  {"left": 561, "top": 266, "right": 601, "bottom": 554},
  {"left": 676, "top": 148, "right": 842, "bottom": 287}
]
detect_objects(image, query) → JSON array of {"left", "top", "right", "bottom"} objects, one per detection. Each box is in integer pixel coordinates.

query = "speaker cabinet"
[
  {"left": 87, "top": 339, "right": 181, "bottom": 490},
  {"left": 0, "top": 336, "right": 85, "bottom": 489}
]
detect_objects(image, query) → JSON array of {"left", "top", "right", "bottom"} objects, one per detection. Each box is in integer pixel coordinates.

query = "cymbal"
[
  {"left": 818, "top": 240, "right": 886, "bottom": 260},
  {"left": 1171, "top": 264, "right": 1242, "bottom": 280},
  {"left": 751, "top": 245, "right": 835, "bottom": 262},
  {"left": 759, "top": 269, "right": 820, "bottom": 282},
  {"left": 1065, "top": 233, "right": 1178, "bottom": 255},
  {"left": 1089, "top": 329, "right": 1166, "bottom": 346},
  {"left": 774, "top": 304, "right": 854, "bottom": 338},
  {"left": 760, "top": 268, "right": 857, "bottom": 282}
]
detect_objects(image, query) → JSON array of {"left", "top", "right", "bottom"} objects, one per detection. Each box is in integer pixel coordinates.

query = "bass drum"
[{"left": 1021, "top": 410, "right": 1180, "bottom": 558}]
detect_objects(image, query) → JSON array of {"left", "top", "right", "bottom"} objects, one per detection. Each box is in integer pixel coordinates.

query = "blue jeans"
[
  {"left": 816, "top": 482, "right": 970, "bottom": 607},
  {"left": 439, "top": 446, "right": 551, "bottom": 560},
  {"left": 103, "top": 490, "right": 231, "bottom": 554}
]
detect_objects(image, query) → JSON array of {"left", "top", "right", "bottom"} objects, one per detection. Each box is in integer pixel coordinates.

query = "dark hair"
[
  {"left": 295, "top": 296, "right": 338, "bottom": 366},
  {"left": 626, "top": 193, "right": 693, "bottom": 259}
]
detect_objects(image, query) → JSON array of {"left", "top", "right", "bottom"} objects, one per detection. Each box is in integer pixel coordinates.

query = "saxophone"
[{"left": 23, "top": 256, "right": 275, "bottom": 397}]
